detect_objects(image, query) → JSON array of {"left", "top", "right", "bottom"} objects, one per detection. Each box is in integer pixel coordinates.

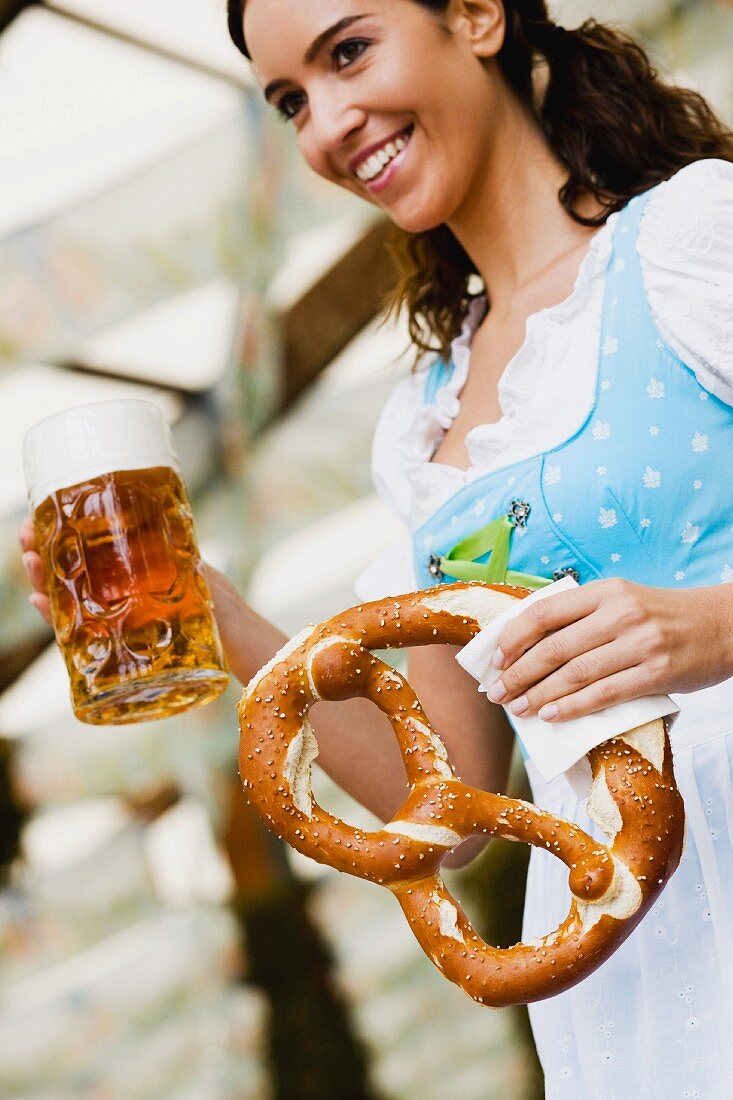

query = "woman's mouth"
[{"left": 353, "top": 125, "right": 414, "bottom": 194}]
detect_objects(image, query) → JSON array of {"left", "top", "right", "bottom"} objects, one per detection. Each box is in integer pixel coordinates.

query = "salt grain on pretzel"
[{"left": 237, "top": 581, "right": 685, "bottom": 1007}]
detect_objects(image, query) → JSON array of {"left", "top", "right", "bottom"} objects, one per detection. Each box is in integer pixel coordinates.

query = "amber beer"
[{"left": 23, "top": 400, "right": 229, "bottom": 724}]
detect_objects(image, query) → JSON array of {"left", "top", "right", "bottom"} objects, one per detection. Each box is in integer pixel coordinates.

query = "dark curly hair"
[{"left": 228, "top": 0, "right": 733, "bottom": 361}]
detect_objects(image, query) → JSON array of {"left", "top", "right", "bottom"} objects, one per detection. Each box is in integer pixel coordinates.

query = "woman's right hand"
[{"left": 18, "top": 517, "right": 52, "bottom": 625}]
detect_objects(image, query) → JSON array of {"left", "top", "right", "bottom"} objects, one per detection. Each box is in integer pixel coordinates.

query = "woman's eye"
[
  {"left": 274, "top": 38, "right": 370, "bottom": 122},
  {"left": 276, "top": 91, "right": 307, "bottom": 121},
  {"left": 333, "top": 38, "right": 369, "bottom": 69}
]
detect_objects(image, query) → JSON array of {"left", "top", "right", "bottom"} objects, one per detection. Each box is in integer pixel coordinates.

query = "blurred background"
[{"left": 0, "top": 2, "right": 730, "bottom": 1098}]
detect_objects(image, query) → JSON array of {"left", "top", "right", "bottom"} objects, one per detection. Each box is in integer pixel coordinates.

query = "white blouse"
[{"left": 355, "top": 158, "right": 733, "bottom": 601}]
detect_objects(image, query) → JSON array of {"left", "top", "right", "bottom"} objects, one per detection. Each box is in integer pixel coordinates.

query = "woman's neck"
[{"left": 448, "top": 93, "right": 604, "bottom": 313}]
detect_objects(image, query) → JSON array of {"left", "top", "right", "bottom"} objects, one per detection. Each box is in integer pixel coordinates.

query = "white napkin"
[{"left": 455, "top": 576, "right": 679, "bottom": 794}]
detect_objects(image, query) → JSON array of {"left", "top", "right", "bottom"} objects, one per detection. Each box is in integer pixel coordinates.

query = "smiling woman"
[
  {"left": 209, "top": 2, "right": 733, "bottom": 1098},
  {"left": 0, "top": 0, "right": 706, "bottom": 1093},
  {"left": 228, "top": 0, "right": 733, "bottom": 358}
]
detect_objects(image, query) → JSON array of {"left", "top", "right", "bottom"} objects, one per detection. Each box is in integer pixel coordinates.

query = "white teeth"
[{"left": 355, "top": 129, "right": 411, "bottom": 182}]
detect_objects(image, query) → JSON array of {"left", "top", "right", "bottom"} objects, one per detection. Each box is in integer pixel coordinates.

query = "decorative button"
[
  {"left": 552, "top": 566, "right": 580, "bottom": 583},
  {"left": 428, "top": 554, "right": 445, "bottom": 581},
  {"left": 507, "top": 499, "right": 531, "bottom": 528}
]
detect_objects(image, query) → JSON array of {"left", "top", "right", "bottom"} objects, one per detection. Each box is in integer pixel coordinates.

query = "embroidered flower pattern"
[
  {"left": 610, "top": 553, "right": 621, "bottom": 562},
  {"left": 544, "top": 464, "right": 562, "bottom": 486},
  {"left": 641, "top": 517, "right": 651, "bottom": 529},
  {"left": 593, "top": 420, "right": 611, "bottom": 440},
  {"left": 675, "top": 570, "right": 686, "bottom": 581},
  {"left": 720, "top": 565, "right": 733, "bottom": 584},
  {"left": 599, "top": 507, "right": 618, "bottom": 529},
  {"left": 552, "top": 512, "right": 563, "bottom": 524},
  {"left": 597, "top": 465, "right": 607, "bottom": 476},
  {"left": 603, "top": 336, "right": 619, "bottom": 356},
  {"left": 647, "top": 377, "right": 665, "bottom": 399},
  {"left": 473, "top": 499, "right": 486, "bottom": 517},
  {"left": 693, "top": 480, "right": 702, "bottom": 490},
  {"left": 643, "top": 466, "right": 661, "bottom": 489},
  {"left": 691, "top": 431, "right": 708, "bottom": 452},
  {"left": 613, "top": 257, "right": 626, "bottom": 273},
  {"left": 601, "top": 380, "right": 611, "bottom": 390},
  {"left": 649, "top": 425, "right": 660, "bottom": 436},
  {"left": 681, "top": 522, "right": 700, "bottom": 545}
]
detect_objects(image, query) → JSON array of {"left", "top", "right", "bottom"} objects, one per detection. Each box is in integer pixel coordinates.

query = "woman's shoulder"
[
  {"left": 638, "top": 158, "right": 733, "bottom": 404},
  {"left": 648, "top": 157, "right": 733, "bottom": 208},
  {"left": 639, "top": 158, "right": 733, "bottom": 271},
  {"left": 655, "top": 156, "right": 733, "bottom": 193}
]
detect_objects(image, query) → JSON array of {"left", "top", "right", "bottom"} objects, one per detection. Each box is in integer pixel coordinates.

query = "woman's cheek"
[{"left": 298, "top": 138, "right": 334, "bottom": 184}]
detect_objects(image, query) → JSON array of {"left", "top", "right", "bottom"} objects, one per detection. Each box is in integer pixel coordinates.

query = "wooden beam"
[
  {"left": 0, "top": 0, "right": 37, "bottom": 35},
  {"left": 0, "top": 629, "right": 51, "bottom": 696},
  {"left": 280, "top": 217, "right": 395, "bottom": 410}
]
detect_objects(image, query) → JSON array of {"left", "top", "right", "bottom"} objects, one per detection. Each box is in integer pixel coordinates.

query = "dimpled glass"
[{"left": 25, "top": 401, "right": 229, "bottom": 724}]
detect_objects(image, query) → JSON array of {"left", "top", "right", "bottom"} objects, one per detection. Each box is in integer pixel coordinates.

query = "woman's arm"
[
  {"left": 205, "top": 564, "right": 409, "bottom": 815},
  {"left": 207, "top": 566, "right": 514, "bottom": 840},
  {"left": 19, "top": 522, "right": 511, "bottom": 859}
]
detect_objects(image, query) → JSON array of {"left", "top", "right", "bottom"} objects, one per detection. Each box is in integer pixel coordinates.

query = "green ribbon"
[{"left": 436, "top": 514, "right": 552, "bottom": 591}]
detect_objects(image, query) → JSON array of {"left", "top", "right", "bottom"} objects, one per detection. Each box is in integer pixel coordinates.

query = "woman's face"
[{"left": 243, "top": 0, "right": 506, "bottom": 233}]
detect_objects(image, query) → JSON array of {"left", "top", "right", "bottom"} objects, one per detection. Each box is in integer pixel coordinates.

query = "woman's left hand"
[{"left": 488, "top": 578, "right": 733, "bottom": 722}]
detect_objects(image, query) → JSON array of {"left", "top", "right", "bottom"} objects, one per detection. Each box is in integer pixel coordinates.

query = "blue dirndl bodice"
[{"left": 412, "top": 188, "right": 733, "bottom": 596}]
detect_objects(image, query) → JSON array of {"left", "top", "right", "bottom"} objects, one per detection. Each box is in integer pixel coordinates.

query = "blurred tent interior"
[{"left": 0, "top": 1, "right": 731, "bottom": 1098}]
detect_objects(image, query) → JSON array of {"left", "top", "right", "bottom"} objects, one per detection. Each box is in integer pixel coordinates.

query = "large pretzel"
[{"left": 237, "top": 582, "right": 684, "bottom": 1007}]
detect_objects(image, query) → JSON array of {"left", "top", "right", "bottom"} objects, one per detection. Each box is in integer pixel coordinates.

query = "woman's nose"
[{"left": 308, "top": 95, "right": 366, "bottom": 154}]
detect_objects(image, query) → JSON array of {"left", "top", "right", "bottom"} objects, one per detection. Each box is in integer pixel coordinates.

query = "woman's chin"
[{"left": 385, "top": 204, "right": 449, "bottom": 235}]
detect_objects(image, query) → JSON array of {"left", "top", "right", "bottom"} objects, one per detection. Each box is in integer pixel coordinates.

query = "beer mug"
[{"left": 22, "top": 399, "right": 230, "bottom": 724}]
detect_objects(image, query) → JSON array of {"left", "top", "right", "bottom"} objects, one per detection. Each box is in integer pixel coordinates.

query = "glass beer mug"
[{"left": 22, "top": 399, "right": 230, "bottom": 724}]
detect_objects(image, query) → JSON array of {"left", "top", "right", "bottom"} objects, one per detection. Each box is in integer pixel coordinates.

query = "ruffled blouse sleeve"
[
  {"left": 367, "top": 365, "right": 431, "bottom": 527},
  {"left": 639, "top": 158, "right": 733, "bottom": 405}
]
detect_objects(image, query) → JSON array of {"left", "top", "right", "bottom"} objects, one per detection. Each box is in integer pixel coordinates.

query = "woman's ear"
[{"left": 447, "top": 0, "right": 506, "bottom": 60}]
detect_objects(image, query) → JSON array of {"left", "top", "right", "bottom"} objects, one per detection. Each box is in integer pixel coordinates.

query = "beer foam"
[{"left": 23, "top": 399, "right": 180, "bottom": 509}]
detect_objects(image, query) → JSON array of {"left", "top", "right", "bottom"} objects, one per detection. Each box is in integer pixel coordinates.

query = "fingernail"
[
  {"left": 510, "top": 695, "right": 529, "bottom": 716},
  {"left": 539, "top": 703, "right": 559, "bottom": 722},
  {"left": 487, "top": 680, "right": 506, "bottom": 703},
  {"left": 491, "top": 646, "right": 505, "bottom": 670},
  {"left": 28, "top": 593, "right": 43, "bottom": 610},
  {"left": 22, "top": 551, "right": 35, "bottom": 573}
]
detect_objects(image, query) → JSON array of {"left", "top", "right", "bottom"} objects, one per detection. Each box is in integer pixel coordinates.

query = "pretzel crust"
[{"left": 237, "top": 582, "right": 685, "bottom": 1007}]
